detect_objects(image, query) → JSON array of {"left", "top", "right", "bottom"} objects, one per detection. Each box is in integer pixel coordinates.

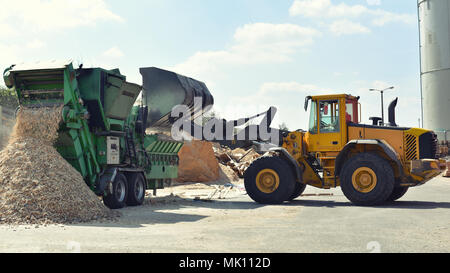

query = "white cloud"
[
  {"left": 0, "top": 43, "right": 20, "bottom": 73},
  {"left": 26, "top": 39, "right": 46, "bottom": 49},
  {"left": 212, "top": 77, "right": 420, "bottom": 131},
  {"left": 330, "top": 3, "right": 368, "bottom": 18},
  {"left": 102, "top": 46, "right": 124, "bottom": 58},
  {"left": 172, "top": 23, "right": 321, "bottom": 82},
  {"left": 289, "top": 0, "right": 333, "bottom": 17},
  {"left": 0, "top": 23, "right": 15, "bottom": 36},
  {"left": 370, "top": 80, "right": 392, "bottom": 90},
  {"left": 0, "top": 0, "right": 123, "bottom": 32},
  {"left": 232, "top": 23, "right": 321, "bottom": 62},
  {"left": 289, "top": 0, "right": 368, "bottom": 18},
  {"left": 242, "top": 79, "right": 416, "bottom": 130},
  {"left": 370, "top": 9, "right": 415, "bottom": 26},
  {"left": 259, "top": 82, "right": 332, "bottom": 96},
  {"left": 0, "top": 0, "right": 124, "bottom": 79},
  {"left": 224, "top": 81, "right": 337, "bottom": 129},
  {"left": 171, "top": 23, "right": 337, "bottom": 129},
  {"left": 329, "top": 19, "right": 371, "bottom": 36},
  {"left": 367, "top": 0, "right": 381, "bottom": 6},
  {"left": 289, "top": 0, "right": 414, "bottom": 27}
]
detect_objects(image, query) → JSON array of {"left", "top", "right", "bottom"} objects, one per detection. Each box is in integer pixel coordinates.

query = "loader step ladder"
[{"left": 319, "top": 156, "right": 337, "bottom": 188}]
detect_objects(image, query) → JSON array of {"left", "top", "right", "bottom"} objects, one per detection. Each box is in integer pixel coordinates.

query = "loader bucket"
[{"left": 139, "top": 67, "right": 214, "bottom": 128}]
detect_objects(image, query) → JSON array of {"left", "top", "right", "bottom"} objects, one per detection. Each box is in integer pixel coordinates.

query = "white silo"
[{"left": 418, "top": 0, "right": 450, "bottom": 142}]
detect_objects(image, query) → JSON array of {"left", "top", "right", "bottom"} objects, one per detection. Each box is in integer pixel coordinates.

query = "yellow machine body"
[{"left": 281, "top": 94, "right": 443, "bottom": 190}]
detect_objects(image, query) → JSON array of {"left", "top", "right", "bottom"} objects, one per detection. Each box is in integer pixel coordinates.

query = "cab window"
[
  {"left": 346, "top": 99, "right": 359, "bottom": 123},
  {"left": 308, "top": 101, "right": 317, "bottom": 134},
  {"left": 319, "top": 100, "right": 340, "bottom": 133}
]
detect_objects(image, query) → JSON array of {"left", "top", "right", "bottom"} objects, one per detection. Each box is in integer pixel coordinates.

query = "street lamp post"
[{"left": 369, "top": 86, "right": 394, "bottom": 126}]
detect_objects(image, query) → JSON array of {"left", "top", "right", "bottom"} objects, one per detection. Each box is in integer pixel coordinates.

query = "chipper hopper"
[{"left": 2, "top": 61, "right": 205, "bottom": 209}]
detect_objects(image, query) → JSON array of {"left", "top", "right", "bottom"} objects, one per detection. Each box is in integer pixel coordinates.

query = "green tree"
[{"left": 0, "top": 86, "right": 18, "bottom": 109}]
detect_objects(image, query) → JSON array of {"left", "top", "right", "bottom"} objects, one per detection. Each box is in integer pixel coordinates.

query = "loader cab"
[{"left": 304, "top": 94, "right": 360, "bottom": 153}]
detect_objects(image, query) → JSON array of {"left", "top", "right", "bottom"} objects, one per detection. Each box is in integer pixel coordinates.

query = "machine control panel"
[{"left": 107, "top": 136, "right": 120, "bottom": 165}]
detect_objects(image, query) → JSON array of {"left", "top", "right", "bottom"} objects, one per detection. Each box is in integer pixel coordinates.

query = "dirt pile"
[
  {"left": 0, "top": 107, "right": 115, "bottom": 225},
  {"left": 217, "top": 164, "right": 240, "bottom": 183},
  {"left": 214, "top": 146, "right": 261, "bottom": 178},
  {"left": 176, "top": 140, "right": 220, "bottom": 183},
  {"left": 176, "top": 140, "right": 261, "bottom": 183}
]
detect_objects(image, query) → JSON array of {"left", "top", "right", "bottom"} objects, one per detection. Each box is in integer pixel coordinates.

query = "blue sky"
[{"left": 0, "top": 0, "right": 422, "bottom": 130}]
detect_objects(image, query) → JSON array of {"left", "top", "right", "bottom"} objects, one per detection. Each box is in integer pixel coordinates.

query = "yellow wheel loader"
[{"left": 244, "top": 94, "right": 445, "bottom": 206}]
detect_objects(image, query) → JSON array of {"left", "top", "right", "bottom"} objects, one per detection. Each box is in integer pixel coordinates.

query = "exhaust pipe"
[{"left": 388, "top": 97, "right": 398, "bottom": 127}]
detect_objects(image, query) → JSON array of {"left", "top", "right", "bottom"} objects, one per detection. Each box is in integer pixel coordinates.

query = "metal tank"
[{"left": 418, "top": 0, "right": 450, "bottom": 142}]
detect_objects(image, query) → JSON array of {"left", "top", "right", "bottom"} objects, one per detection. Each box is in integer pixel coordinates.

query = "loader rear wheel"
[
  {"left": 126, "top": 173, "right": 146, "bottom": 206},
  {"left": 386, "top": 186, "right": 409, "bottom": 202},
  {"left": 103, "top": 173, "right": 128, "bottom": 209},
  {"left": 244, "top": 156, "right": 296, "bottom": 204},
  {"left": 340, "top": 153, "right": 394, "bottom": 206},
  {"left": 287, "top": 183, "right": 307, "bottom": 201}
]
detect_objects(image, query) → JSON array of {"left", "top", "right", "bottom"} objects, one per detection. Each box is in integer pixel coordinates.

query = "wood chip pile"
[
  {"left": 213, "top": 146, "right": 261, "bottom": 178},
  {"left": 0, "top": 106, "right": 116, "bottom": 225},
  {"left": 176, "top": 140, "right": 220, "bottom": 183}
]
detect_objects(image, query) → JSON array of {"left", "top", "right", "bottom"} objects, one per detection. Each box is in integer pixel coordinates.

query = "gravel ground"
[{"left": 0, "top": 176, "right": 449, "bottom": 253}]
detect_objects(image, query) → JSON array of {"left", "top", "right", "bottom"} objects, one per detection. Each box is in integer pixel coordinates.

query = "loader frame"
[{"left": 280, "top": 94, "right": 442, "bottom": 189}]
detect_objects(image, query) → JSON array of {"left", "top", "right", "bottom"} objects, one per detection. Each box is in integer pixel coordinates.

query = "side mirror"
[{"left": 304, "top": 96, "right": 312, "bottom": 111}]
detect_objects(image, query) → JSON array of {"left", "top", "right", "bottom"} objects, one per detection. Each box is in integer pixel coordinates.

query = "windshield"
[{"left": 319, "top": 100, "right": 340, "bottom": 133}]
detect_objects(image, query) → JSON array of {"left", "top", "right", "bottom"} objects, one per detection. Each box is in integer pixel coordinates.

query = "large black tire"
[
  {"left": 340, "top": 153, "right": 395, "bottom": 206},
  {"left": 244, "top": 156, "right": 296, "bottom": 204},
  {"left": 287, "top": 183, "right": 307, "bottom": 201},
  {"left": 386, "top": 187, "right": 409, "bottom": 202},
  {"left": 103, "top": 173, "right": 128, "bottom": 209},
  {"left": 126, "top": 173, "right": 146, "bottom": 206}
]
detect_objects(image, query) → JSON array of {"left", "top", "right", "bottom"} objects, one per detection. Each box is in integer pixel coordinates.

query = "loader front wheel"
[
  {"left": 287, "top": 183, "right": 307, "bottom": 201},
  {"left": 386, "top": 186, "right": 409, "bottom": 202},
  {"left": 103, "top": 173, "right": 128, "bottom": 209},
  {"left": 126, "top": 173, "right": 146, "bottom": 206},
  {"left": 244, "top": 156, "right": 296, "bottom": 204},
  {"left": 340, "top": 153, "right": 395, "bottom": 206}
]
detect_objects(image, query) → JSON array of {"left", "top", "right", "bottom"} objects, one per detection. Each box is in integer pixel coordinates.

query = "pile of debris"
[
  {"left": 438, "top": 143, "right": 449, "bottom": 157},
  {"left": 175, "top": 140, "right": 259, "bottom": 184},
  {"left": 213, "top": 146, "right": 261, "bottom": 178},
  {"left": 0, "top": 107, "right": 116, "bottom": 225},
  {"left": 444, "top": 161, "right": 450, "bottom": 178},
  {"left": 176, "top": 140, "right": 220, "bottom": 183}
]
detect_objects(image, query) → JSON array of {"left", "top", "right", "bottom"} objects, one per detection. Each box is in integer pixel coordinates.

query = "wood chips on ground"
[{"left": 0, "top": 106, "right": 116, "bottom": 225}]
